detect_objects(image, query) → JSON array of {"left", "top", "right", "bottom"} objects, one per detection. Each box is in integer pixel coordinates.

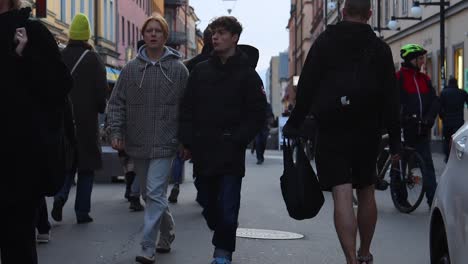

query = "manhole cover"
[{"left": 236, "top": 228, "right": 304, "bottom": 240}]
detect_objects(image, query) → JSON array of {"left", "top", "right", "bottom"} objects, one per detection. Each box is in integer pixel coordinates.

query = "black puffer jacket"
[
  {"left": 178, "top": 46, "right": 267, "bottom": 177},
  {"left": 286, "top": 21, "right": 401, "bottom": 154}
]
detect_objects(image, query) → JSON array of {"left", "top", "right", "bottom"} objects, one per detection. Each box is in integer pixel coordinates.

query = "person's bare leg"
[
  {"left": 332, "top": 184, "right": 358, "bottom": 264},
  {"left": 356, "top": 185, "right": 377, "bottom": 259}
]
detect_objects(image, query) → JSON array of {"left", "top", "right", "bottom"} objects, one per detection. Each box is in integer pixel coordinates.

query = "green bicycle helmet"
[{"left": 400, "top": 44, "right": 427, "bottom": 61}]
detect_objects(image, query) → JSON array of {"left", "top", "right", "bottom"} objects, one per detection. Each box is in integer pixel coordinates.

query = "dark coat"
[
  {"left": 1, "top": 8, "right": 72, "bottom": 199},
  {"left": 61, "top": 42, "right": 107, "bottom": 170},
  {"left": 178, "top": 47, "right": 267, "bottom": 177},
  {"left": 286, "top": 21, "right": 401, "bottom": 154},
  {"left": 440, "top": 82, "right": 468, "bottom": 129}
]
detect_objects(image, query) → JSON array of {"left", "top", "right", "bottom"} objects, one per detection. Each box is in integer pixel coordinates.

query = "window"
[
  {"left": 104, "top": 0, "right": 108, "bottom": 39},
  {"left": 71, "top": 0, "right": 75, "bottom": 20},
  {"left": 137, "top": 27, "right": 139, "bottom": 40},
  {"left": 80, "top": 0, "right": 84, "bottom": 13},
  {"left": 132, "top": 23, "right": 135, "bottom": 47},
  {"left": 402, "top": 0, "right": 408, "bottom": 15},
  {"left": 437, "top": 51, "right": 447, "bottom": 94},
  {"left": 89, "top": 0, "right": 93, "bottom": 33},
  {"left": 384, "top": 0, "right": 390, "bottom": 25},
  {"left": 60, "top": 0, "right": 66, "bottom": 22},
  {"left": 128, "top": 21, "right": 131, "bottom": 45},
  {"left": 110, "top": 0, "right": 114, "bottom": 42},
  {"left": 122, "top": 17, "right": 125, "bottom": 45},
  {"left": 454, "top": 47, "right": 464, "bottom": 89}
]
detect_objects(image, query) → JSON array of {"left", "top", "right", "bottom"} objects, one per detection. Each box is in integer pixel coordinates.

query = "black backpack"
[{"left": 311, "top": 36, "right": 380, "bottom": 127}]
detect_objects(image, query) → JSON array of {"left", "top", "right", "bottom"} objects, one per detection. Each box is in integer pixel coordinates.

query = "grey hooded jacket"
[{"left": 107, "top": 46, "right": 189, "bottom": 159}]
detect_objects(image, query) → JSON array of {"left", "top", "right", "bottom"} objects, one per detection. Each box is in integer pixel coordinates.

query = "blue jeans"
[
  {"left": 54, "top": 169, "right": 94, "bottom": 218},
  {"left": 406, "top": 138, "right": 438, "bottom": 205},
  {"left": 255, "top": 128, "right": 269, "bottom": 162},
  {"left": 135, "top": 158, "right": 175, "bottom": 250},
  {"left": 172, "top": 154, "right": 184, "bottom": 184},
  {"left": 198, "top": 175, "right": 242, "bottom": 256}
]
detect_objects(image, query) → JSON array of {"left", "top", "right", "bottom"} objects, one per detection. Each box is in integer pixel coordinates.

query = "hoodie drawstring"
[
  {"left": 159, "top": 63, "right": 174, "bottom": 84},
  {"left": 139, "top": 63, "right": 149, "bottom": 89}
]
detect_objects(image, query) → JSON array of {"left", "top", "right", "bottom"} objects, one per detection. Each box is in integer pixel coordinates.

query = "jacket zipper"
[{"left": 413, "top": 73, "right": 423, "bottom": 118}]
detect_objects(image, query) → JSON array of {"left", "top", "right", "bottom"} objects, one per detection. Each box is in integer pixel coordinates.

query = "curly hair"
[{"left": 208, "top": 16, "right": 243, "bottom": 37}]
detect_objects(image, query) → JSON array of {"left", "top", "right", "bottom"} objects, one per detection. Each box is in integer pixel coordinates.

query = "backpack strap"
[{"left": 70, "top": 50, "right": 90, "bottom": 75}]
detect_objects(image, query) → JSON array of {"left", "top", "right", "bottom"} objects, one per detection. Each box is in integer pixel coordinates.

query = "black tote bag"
[{"left": 280, "top": 138, "right": 324, "bottom": 220}]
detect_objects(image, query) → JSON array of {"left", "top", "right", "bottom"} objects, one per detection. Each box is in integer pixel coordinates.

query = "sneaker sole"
[
  {"left": 135, "top": 256, "right": 155, "bottom": 264},
  {"left": 155, "top": 247, "right": 171, "bottom": 253}
]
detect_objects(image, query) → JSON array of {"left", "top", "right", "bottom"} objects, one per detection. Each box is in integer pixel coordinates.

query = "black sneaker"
[
  {"left": 129, "top": 197, "right": 144, "bottom": 211},
  {"left": 51, "top": 199, "right": 65, "bottom": 222},
  {"left": 77, "top": 214, "right": 93, "bottom": 224},
  {"left": 168, "top": 185, "right": 180, "bottom": 204}
]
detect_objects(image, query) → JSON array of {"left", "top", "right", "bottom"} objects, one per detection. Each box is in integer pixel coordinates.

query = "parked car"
[{"left": 430, "top": 122, "right": 468, "bottom": 264}]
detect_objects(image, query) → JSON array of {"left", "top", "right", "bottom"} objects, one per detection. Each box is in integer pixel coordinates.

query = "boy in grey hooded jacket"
[{"left": 107, "top": 15, "right": 188, "bottom": 264}]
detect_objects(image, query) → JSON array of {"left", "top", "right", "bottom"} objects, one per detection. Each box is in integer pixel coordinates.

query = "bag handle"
[{"left": 70, "top": 50, "right": 90, "bottom": 75}]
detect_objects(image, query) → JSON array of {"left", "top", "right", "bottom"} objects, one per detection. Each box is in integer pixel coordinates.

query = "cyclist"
[{"left": 396, "top": 44, "right": 440, "bottom": 208}]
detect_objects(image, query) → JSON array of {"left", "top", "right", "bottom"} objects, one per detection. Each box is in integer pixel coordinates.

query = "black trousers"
[
  {"left": 36, "top": 197, "right": 51, "bottom": 234},
  {"left": 0, "top": 197, "right": 40, "bottom": 264}
]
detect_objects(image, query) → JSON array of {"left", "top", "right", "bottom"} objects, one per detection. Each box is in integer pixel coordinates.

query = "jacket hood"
[
  {"left": 238, "top": 45, "right": 259, "bottom": 69},
  {"left": 137, "top": 45, "right": 182, "bottom": 64},
  {"left": 325, "top": 21, "right": 376, "bottom": 51}
]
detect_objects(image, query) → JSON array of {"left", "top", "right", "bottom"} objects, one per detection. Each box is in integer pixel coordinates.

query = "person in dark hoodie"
[
  {"left": 0, "top": 0, "right": 72, "bottom": 263},
  {"left": 178, "top": 16, "right": 267, "bottom": 264},
  {"left": 283, "top": 1, "right": 401, "bottom": 263},
  {"left": 107, "top": 14, "right": 188, "bottom": 264},
  {"left": 396, "top": 44, "right": 439, "bottom": 207},
  {"left": 439, "top": 76, "right": 468, "bottom": 162}
]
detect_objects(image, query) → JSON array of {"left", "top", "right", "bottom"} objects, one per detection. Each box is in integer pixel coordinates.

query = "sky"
[{"left": 190, "top": 0, "right": 290, "bottom": 81}]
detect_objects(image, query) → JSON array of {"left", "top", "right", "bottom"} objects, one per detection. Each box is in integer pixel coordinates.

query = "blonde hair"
[{"left": 141, "top": 14, "right": 169, "bottom": 40}]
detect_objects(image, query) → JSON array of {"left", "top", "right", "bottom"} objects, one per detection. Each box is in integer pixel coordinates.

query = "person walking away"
[
  {"left": 107, "top": 14, "right": 189, "bottom": 264},
  {"left": 439, "top": 76, "right": 468, "bottom": 162},
  {"left": 178, "top": 16, "right": 267, "bottom": 264},
  {"left": 397, "top": 44, "right": 440, "bottom": 208},
  {"left": 282, "top": 1, "right": 401, "bottom": 263},
  {"left": 50, "top": 13, "right": 107, "bottom": 224},
  {"left": 0, "top": 1, "right": 73, "bottom": 263},
  {"left": 255, "top": 103, "right": 274, "bottom": 164}
]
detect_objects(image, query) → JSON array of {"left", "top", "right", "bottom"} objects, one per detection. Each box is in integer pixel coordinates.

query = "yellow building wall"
[{"left": 152, "top": 0, "right": 164, "bottom": 15}]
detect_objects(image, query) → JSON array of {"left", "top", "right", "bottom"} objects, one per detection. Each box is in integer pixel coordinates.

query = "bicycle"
[{"left": 375, "top": 134, "right": 426, "bottom": 213}]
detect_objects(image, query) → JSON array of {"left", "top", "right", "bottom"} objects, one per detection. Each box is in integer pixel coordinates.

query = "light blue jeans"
[{"left": 134, "top": 157, "right": 175, "bottom": 250}]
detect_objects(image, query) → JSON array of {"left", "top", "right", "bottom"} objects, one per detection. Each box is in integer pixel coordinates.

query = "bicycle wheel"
[{"left": 391, "top": 149, "right": 426, "bottom": 213}]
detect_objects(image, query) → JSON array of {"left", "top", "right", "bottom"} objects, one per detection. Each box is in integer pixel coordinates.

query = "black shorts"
[{"left": 315, "top": 132, "right": 380, "bottom": 191}]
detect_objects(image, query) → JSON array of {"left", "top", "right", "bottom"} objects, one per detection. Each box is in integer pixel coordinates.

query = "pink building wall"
[{"left": 117, "top": 0, "right": 151, "bottom": 67}]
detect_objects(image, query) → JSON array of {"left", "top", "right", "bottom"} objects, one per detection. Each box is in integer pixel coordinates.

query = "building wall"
[
  {"left": 152, "top": 0, "right": 165, "bottom": 15},
  {"left": 270, "top": 56, "right": 282, "bottom": 118},
  {"left": 186, "top": 6, "right": 200, "bottom": 59},
  {"left": 29, "top": 0, "right": 119, "bottom": 67},
  {"left": 117, "top": 0, "right": 150, "bottom": 67}
]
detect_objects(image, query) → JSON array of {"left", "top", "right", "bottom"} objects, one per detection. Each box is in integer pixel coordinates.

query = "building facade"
[
  {"left": 116, "top": 0, "right": 152, "bottom": 67},
  {"left": 164, "top": 0, "right": 189, "bottom": 58},
  {"left": 376, "top": 0, "right": 468, "bottom": 128},
  {"left": 268, "top": 56, "right": 281, "bottom": 118},
  {"left": 286, "top": 0, "right": 313, "bottom": 106}
]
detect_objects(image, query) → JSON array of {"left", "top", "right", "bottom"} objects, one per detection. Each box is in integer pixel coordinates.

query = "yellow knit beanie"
[{"left": 69, "top": 13, "right": 91, "bottom": 41}]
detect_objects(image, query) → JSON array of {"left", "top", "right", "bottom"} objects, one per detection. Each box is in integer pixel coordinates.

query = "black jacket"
[
  {"left": 1, "top": 8, "right": 73, "bottom": 199},
  {"left": 440, "top": 83, "right": 468, "bottom": 129},
  {"left": 61, "top": 42, "right": 107, "bottom": 170},
  {"left": 178, "top": 46, "right": 267, "bottom": 177},
  {"left": 286, "top": 21, "right": 401, "bottom": 154}
]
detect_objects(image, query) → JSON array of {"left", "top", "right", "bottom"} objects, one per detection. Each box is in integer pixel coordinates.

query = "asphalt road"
[{"left": 35, "top": 150, "right": 445, "bottom": 264}]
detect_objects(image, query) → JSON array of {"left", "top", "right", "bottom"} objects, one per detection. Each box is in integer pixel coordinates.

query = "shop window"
[{"left": 454, "top": 47, "right": 464, "bottom": 89}]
